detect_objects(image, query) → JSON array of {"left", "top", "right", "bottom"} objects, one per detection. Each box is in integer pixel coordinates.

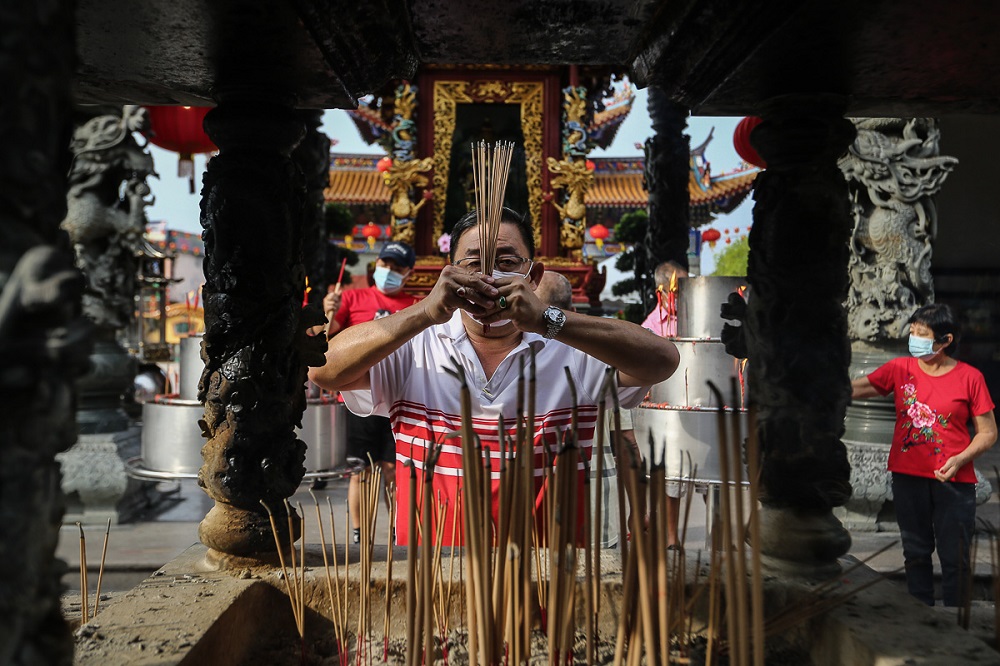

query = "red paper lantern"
[
  {"left": 362, "top": 222, "right": 383, "bottom": 250},
  {"left": 376, "top": 156, "right": 393, "bottom": 173},
  {"left": 144, "top": 106, "right": 217, "bottom": 192},
  {"left": 588, "top": 223, "right": 609, "bottom": 251},
  {"left": 733, "top": 116, "right": 766, "bottom": 169},
  {"left": 701, "top": 228, "right": 721, "bottom": 248},
  {"left": 588, "top": 223, "right": 609, "bottom": 240}
]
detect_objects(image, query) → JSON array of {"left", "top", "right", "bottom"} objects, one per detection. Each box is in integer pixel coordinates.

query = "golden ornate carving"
[
  {"left": 563, "top": 87, "right": 588, "bottom": 156},
  {"left": 395, "top": 83, "right": 416, "bottom": 130},
  {"left": 546, "top": 157, "right": 594, "bottom": 251},
  {"left": 432, "top": 80, "right": 544, "bottom": 248},
  {"left": 470, "top": 80, "right": 510, "bottom": 101},
  {"left": 384, "top": 157, "right": 433, "bottom": 244}
]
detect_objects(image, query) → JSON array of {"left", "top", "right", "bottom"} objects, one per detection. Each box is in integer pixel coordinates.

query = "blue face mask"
[
  {"left": 373, "top": 266, "right": 406, "bottom": 294},
  {"left": 908, "top": 334, "right": 937, "bottom": 360}
]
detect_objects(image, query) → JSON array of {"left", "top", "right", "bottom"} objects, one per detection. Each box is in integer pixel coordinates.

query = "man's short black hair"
[
  {"left": 449, "top": 207, "right": 535, "bottom": 262},
  {"left": 909, "top": 303, "right": 960, "bottom": 357}
]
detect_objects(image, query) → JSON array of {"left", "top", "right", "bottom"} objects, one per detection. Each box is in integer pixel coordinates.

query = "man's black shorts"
[{"left": 345, "top": 410, "right": 396, "bottom": 466}]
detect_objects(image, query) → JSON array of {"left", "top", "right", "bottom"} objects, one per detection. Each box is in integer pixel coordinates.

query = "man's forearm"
[
  {"left": 308, "top": 303, "right": 434, "bottom": 391},
  {"left": 554, "top": 311, "right": 679, "bottom": 386}
]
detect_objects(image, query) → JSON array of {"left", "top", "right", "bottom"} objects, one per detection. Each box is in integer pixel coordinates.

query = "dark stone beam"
[
  {"left": 292, "top": 0, "right": 418, "bottom": 96},
  {"left": 745, "top": 94, "right": 855, "bottom": 576},
  {"left": 630, "top": 0, "right": 802, "bottom": 107},
  {"left": 196, "top": 97, "right": 327, "bottom": 556}
]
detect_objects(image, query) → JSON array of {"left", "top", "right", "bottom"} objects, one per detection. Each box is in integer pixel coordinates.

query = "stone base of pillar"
[
  {"left": 199, "top": 502, "right": 301, "bottom": 557},
  {"left": 758, "top": 504, "right": 851, "bottom": 579},
  {"left": 835, "top": 438, "right": 894, "bottom": 531},
  {"left": 56, "top": 427, "right": 159, "bottom": 524}
]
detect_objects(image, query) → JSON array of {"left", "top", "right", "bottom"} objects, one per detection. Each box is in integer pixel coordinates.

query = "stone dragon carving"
[
  {"left": 838, "top": 118, "right": 958, "bottom": 341},
  {"left": 61, "top": 105, "right": 156, "bottom": 330}
]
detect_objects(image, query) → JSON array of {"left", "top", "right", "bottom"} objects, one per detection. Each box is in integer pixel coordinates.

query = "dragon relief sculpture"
[
  {"left": 391, "top": 82, "right": 418, "bottom": 162},
  {"left": 61, "top": 105, "right": 156, "bottom": 330},
  {"left": 546, "top": 157, "right": 594, "bottom": 252},
  {"left": 562, "top": 86, "right": 589, "bottom": 158},
  {"left": 838, "top": 118, "right": 958, "bottom": 341},
  {"left": 385, "top": 157, "right": 433, "bottom": 245}
]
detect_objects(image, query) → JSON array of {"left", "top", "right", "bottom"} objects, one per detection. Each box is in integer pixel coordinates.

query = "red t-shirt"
[
  {"left": 867, "top": 356, "right": 995, "bottom": 483},
  {"left": 333, "top": 286, "right": 417, "bottom": 330}
]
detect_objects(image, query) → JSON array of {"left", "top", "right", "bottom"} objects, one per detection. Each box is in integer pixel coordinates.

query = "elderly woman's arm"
[
  {"left": 935, "top": 410, "right": 998, "bottom": 482},
  {"left": 851, "top": 376, "right": 880, "bottom": 400}
]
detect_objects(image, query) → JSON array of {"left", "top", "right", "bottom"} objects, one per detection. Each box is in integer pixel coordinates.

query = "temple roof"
[
  {"left": 323, "top": 155, "right": 391, "bottom": 205},
  {"left": 325, "top": 153, "right": 759, "bottom": 222}
]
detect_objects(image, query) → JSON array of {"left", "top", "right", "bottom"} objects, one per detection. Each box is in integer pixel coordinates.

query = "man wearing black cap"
[{"left": 323, "top": 240, "right": 417, "bottom": 542}]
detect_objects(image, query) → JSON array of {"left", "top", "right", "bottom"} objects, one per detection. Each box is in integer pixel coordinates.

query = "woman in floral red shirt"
[{"left": 852, "top": 303, "right": 996, "bottom": 606}]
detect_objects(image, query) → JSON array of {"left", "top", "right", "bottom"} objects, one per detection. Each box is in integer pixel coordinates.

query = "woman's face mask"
[
  {"left": 908, "top": 334, "right": 938, "bottom": 360},
  {"left": 373, "top": 266, "right": 406, "bottom": 294}
]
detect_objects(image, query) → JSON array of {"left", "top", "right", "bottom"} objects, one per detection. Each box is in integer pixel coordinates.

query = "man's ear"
[{"left": 528, "top": 261, "right": 545, "bottom": 288}]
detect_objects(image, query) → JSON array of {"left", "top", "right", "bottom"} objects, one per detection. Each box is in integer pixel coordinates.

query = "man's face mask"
[
  {"left": 373, "top": 265, "right": 406, "bottom": 294},
  {"left": 907, "top": 334, "right": 938, "bottom": 360},
  {"left": 468, "top": 263, "right": 533, "bottom": 328},
  {"left": 491, "top": 263, "right": 532, "bottom": 281}
]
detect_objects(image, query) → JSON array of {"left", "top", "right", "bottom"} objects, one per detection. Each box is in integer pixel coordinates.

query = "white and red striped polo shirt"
[{"left": 341, "top": 312, "right": 648, "bottom": 545}]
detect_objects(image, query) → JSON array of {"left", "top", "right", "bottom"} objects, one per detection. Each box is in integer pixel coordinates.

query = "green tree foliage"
[
  {"left": 710, "top": 236, "right": 749, "bottom": 277},
  {"left": 610, "top": 209, "right": 649, "bottom": 323},
  {"left": 324, "top": 202, "right": 356, "bottom": 236}
]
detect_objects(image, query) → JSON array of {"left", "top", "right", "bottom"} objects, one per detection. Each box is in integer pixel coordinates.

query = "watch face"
[{"left": 544, "top": 307, "right": 565, "bottom": 337}]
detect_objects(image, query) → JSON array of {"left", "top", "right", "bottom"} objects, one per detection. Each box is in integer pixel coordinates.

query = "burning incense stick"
[
  {"left": 77, "top": 523, "right": 89, "bottom": 624},
  {"left": 93, "top": 518, "right": 111, "bottom": 617},
  {"left": 260, "top": 501, "right": 302, "bottom": 636},
  {"left": 406, "top": 461, "right": 419, "bottom": 666},
  {"left": 336, "top": 257, "right": 347, "bottom": 292},
  {"left": 746, "top": 407, "right": 765, "bottom": 666},
  {"left": 318, "top": 494, "right": 345, "bottom": 660}
]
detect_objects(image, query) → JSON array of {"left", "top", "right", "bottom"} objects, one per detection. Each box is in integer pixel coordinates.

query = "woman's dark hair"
[
  {"left": 449, "top": 207, "right": 535, "bottom": 262},
  {"left": 909, "top": 303, "right": 960, "bottom": 357}
]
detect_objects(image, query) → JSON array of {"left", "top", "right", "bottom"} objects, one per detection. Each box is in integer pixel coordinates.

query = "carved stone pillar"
[
  {"left": 746, "top": 95, "right": 855, "bottom": 577},
  {"left": 836, "top": 119, "right": 968, "bottom": 530},
  {"left": 197, "top": 99, "right": 327, "bottom": 556},
  {"left": 294, "top": 110, "right": 332, "bottom": 305},
  {"left": 56, "top": 106, "right": 159, "bottom": 523},
  {"left": 642, "top": 85, "right": 690, "bottom": 311},
  {"left": 0, "top": 1, "right": 89, "bottom": 663}
]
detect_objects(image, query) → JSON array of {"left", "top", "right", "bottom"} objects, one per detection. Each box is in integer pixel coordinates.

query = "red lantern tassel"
[{"left": 178, "top": 152, "right": 195, "bottom": 194}]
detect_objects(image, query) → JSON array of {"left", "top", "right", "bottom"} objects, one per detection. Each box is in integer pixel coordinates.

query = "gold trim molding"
[{"left": 431, "top": 80, "right": 544, "bottom": 248}]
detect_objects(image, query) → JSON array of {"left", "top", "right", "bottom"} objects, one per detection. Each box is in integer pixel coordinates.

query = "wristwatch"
[{"left": 542, "top": 306, "right": 567, "bottom": 339}]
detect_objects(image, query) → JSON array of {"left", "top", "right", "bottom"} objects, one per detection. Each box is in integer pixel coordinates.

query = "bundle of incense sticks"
[
  {"left": 471, "top": 140, "right": 515, "bottom": 277},
  {"left": 472, "top": 141, "right": 514, "bottom": 274}
]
